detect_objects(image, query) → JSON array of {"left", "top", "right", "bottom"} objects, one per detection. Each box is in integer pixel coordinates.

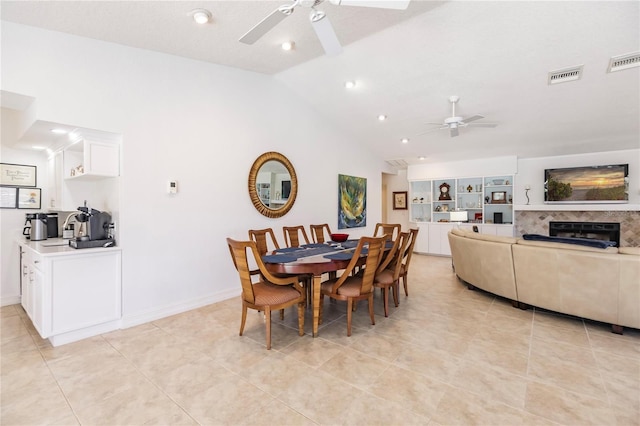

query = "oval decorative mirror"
[{"left": 248, "top": 151, "right": 298, "bottom": 218}]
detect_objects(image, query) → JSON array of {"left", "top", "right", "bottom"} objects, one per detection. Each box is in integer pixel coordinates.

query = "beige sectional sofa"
[{"left": 448, "top": 228, "right": 640, "bottom": 334}]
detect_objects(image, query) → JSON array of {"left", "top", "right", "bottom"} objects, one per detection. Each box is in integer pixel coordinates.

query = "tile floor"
[{"left": 1, "top": 254, "right": 639, "bottom": 425}]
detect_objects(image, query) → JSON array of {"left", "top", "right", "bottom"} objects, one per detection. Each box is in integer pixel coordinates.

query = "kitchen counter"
[{"left": 18, "top": 238, "right": 121, "bottom": 256}]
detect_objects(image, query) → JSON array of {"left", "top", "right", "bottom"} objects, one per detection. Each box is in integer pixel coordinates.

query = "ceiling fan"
[
  {"left": 239, "top": 0, "right": 411, "bottom": 56},
  {"left": 421, "top": 96, "right": 498, "bottom": 137}
]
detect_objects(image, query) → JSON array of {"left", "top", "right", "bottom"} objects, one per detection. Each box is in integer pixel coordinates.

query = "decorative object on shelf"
[
  {"left": 505, "top": 180, "right": 510, "bottom": 185},
  {"left": 438, "top": 182, "right": 452, "bottom": 200},
  {"left": 459, "top": 185, "right": 464, "bottom": 192},
  {"left": 485, "top": 196, "right": 490, "bottom": 204},
  {"left": 420, "top": 197, "right": 424, "bottom": 203},
  {"left": 474, "top": 212, "right": 483, "bottom": 222},
  {"left": 466, "top": 185, "right": 473, "bottom": 193},
  {"left": 393, "top": 191, "right": 408, "bottom": 210},
  {"left": 450, "top": 211, "right": 468, "bottom": 223},
  {"left": 0, "top": 163, "right": 37, "bottom": 187},
  {"left": 478, "top": 195, "right": 482, "bottom": 206},
  {"left": 492, "top": 191, "right": 507, "bottom": 204},
  {"left": 442, "top": 204, "right": 449, "bottom": 212},
  {"left": 338, "top": 174, "right": 367, "bottom": 229},
  {"left": 508, "top": 195, "right": 513, "bottom": 204},
  {"left": 413, "top": 197, "right": 418, "bottom": 203},
  {"left": 17, "top": 188, "right": 41, "bottom": 209},
  {"left": 525, "top": 185, "right": 531, "bottom": 205},
  {"left": 435, "top": 205, "right": 441, "bottom": 212},
  {"left": 492, "top": 179, "right": 505, "bottom": 185}
]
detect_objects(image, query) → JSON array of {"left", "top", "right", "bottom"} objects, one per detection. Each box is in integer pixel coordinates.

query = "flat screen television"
[{"left": 544, "top": 164, "right": 629, "bottom": 203}]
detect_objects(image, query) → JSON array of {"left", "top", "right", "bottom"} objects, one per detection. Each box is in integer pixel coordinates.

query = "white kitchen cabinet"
[
  {"left": 19, "top": 240, "right": 122, "bottom": 346},
  {"left": 426, "top": 223, "right": 455, "bottom": 256},
  {"left": 411, "top": 223, "right": 430, "bottom": 254},
  {"left": 48, "top": 139, "right": 120, "bottom": 211}
]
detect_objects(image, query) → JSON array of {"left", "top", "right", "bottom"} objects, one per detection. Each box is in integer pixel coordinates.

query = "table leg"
[{"left": 312, "top": 274, "right": 322, "bottom": 337}]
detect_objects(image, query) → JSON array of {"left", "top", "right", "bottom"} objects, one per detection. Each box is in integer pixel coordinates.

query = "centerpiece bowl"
[{"left": 330, "top": 233, "right": 349, "bottom": 242}]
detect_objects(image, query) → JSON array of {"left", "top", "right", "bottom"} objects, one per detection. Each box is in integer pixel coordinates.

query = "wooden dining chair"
[
  {"left": 227, "top": 238, "right": 305, "bottom": 350},
  {"left": 373, "top": 231, "right": 410, "bottom": 317},
  {"left": 399, "top": 228, "right": 420, "bottom": 296},
  {"left": 319, "top": 236, "right": 386, "bottom": 336},
  {"left": 309, "top": 224, "right": 333, "bottom": 243},
  {"left": 248, "top": 228, "right": 280, "bottom": 256},
  {"left": 283, "top": 225, "right": 311, "bottom": 247},
  {"left": 374, "top": 223, "right": 401, "bottom": 242}
]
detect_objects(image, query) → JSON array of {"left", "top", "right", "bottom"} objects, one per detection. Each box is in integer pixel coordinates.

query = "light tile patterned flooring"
[{"left": 1, "top": 254, "right": 639, "bottom": 425}]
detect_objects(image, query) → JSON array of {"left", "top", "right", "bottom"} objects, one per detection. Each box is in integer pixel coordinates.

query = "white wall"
[
  {"left": 1, "top": 23, "right": 383, "bottom": 323},
  {"left": 382, "top": 170, "right": 410, "bottom": 230}
]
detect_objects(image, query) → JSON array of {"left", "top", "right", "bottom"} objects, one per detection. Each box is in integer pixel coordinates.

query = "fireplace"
[{"left": 549, "top": 221, "right": 621, "bottom": 247}]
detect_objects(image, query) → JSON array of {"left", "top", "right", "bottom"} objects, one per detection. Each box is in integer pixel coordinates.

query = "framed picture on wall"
[
  {"left": 17, "top": 188, "right": 41, "bottom": 209},
  {"left": 1, "top": 163, "right": 37, "bottom": 187},
  {"left": 0, "top": 187, "right": 17, "bottom": 208},
  {"left": 393, "top": 191, "right": 408, "bottom": 210}
]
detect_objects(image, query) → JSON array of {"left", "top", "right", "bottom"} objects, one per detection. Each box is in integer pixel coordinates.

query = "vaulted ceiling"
[{"left": 2, "top": 1, "right": 639, "bottom": 165}]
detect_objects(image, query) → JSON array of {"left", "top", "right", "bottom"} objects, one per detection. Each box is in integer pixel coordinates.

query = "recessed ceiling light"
[
  {"left": 401, "top": 138, "right": 409, "bottom": 144},
  {"left": 378, "top": 114, "right": 387, "bottom": 121},
  {"left": 344, "top": 80, "right": 356, "bottom": 89},
  {"left": 190, "top": 9, "right": 212, "bottom": 24},
  {"left": 281, "top": 41, "right": 295, "bottom": 51},
  {"left": 51, "top": 128, "right": 67, "bottom": 134},
  {"left": 419, "top": 156, "right": 426, "bottom": 160}
]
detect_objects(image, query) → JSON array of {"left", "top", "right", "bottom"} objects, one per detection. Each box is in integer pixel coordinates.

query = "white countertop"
[{"left": 18, "top": 238, "right": 122, "bottom": 256}]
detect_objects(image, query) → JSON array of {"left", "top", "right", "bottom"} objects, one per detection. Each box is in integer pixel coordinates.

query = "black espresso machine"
[{"left": 68, "top": 205, "right": 116, "bottom": 249}]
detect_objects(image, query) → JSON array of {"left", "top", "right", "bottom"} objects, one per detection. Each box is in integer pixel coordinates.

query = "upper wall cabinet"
[{"left": 64, "top": 139, "right": 119, "bottom": 179}]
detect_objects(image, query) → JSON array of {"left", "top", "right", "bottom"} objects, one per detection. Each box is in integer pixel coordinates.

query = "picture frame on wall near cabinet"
[
  {"left": 0, "top": 187, "right": 17, "bottom": 208},
  {"left": 17, "top": 188, "right": 41, "bottom": 209},
  {"left": 0, "top": 163, "right": 37, "bottom": 187},
  {"left": 393, "top": 191, "right": 408, "bottom": 210}
]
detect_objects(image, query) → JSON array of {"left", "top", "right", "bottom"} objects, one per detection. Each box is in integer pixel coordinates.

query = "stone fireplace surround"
[{"left": 515, "top": 210, "right": 640, "bottom": 248}]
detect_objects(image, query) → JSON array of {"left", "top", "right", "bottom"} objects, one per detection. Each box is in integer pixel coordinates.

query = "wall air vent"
[
  {"left": 386, "top": 159, "right": 408, "bottom": 168},
  {"left": 548, "top": 65, "right": 584, "bottom": 85},
  {"left": 607, "top": 52, "right": 640, "bottom": 73}
]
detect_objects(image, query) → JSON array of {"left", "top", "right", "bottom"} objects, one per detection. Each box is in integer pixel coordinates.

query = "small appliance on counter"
[
  {"left": 63, "top": 203, "right": 116, "bottom": 249},
  {"left": 46, "top": 213, "right": 59, "bottom": 238},
  {"left": 22, "top": 213, "right": 48, "bottom": 241}
]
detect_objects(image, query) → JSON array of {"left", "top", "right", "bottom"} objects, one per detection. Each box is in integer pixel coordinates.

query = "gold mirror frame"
[{"left": 248, "top": 151, "right": 298, "bottom": 218}]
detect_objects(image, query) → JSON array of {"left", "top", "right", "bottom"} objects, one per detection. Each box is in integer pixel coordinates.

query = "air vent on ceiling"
[
  {"left": 548, "top": 65, "right": 584, "bottom": 85},
  {"left": 607, "top": 52, "right": 640, "bottom": 73},
  {"left": 386, "top": 159, "right": 408, "bottom": 168}
]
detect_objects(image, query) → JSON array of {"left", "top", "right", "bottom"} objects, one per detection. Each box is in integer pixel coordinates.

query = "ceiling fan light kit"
[
  {"left": 419, "top": 95, "right": 498, "bottom": 138},
  {"left": 239, "top": 0, "right": 411, "bottom": 56}
]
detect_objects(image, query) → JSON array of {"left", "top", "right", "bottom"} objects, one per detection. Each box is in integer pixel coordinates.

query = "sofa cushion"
[
  {"left": 522, "top": 234, "right": 617, "bottom": 249},
  {"left": 464, "top": 231, "right": 517, "bottom": 244},
  {"left": 517, "top": 238, "right": 618, "bottom": 254},
  {"left": 619, "top": 247, "right": 640, "bottom": 256}
]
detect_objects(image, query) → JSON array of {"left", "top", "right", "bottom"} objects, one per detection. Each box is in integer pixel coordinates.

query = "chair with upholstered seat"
[
  {"left": 309, "top": 224, "right": 333, "bottom": 243},
  {"left": 374, "top": 223, "right": 401, "bottom": 242},
  {"left": 373, "top": 231, "right": 410, "bottom": 317},
  {"left": 319, "top": 236, "right": 386, "bottom": 336},
  {"left": 248, "top": 228, "right": 281, "bottom": 256},
  {"left": 227, "top": 238, "right": 305, "bottom": 350},
  {"left": 283, "top": 225, "right": 311, "bottom": 247},
  {"left": 399, "top": 228, "right": 419, "bottom": 296}
]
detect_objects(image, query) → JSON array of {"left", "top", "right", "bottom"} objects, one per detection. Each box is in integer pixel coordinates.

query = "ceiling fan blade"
[
  {"left": 311, "top": 16, "right": 343, "bottom": 56},
  {"left": 239, "top": 7, "right": 290, "bottom": 44},
  {"left": 450, "top": 126, "right": 459, "bottom": 137},
  {"left": 469, "top": 123, "right": 498, "bottom": 128},
  {"left": 416, "top": 126, "right": 447, "bottom": 136},
  {"left": 329, "top": 0, "right": 411, "bottom": 10},
  {"left": 460, "top": 115, "right": 484, "bottom": 124}
]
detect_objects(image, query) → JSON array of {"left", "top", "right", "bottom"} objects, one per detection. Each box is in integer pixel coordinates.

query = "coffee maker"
[
  {"left": 22, "top": 213, "right": 48, "bottom": 241},
  {"left": 68, "top": 204, "right": 115, "bottom": 248}
]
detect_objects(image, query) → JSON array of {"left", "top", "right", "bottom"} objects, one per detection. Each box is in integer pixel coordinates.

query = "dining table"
[{"left": 263, "top": 241, "right": 365, "bottom": 337}]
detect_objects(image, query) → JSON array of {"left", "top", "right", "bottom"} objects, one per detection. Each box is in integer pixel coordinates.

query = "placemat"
[{"left": 262, "top": 254, "right": 298, "bottom": 263}]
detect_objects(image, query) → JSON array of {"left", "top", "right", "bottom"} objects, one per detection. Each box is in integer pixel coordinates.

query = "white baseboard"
[
  {"left": 120, "top": 288, "right": 240, "bottom": 329},
  {"left": 49, "top": 319, "right": 121, "bottom": 347},
  {"left": 1, "top": 296, "right": 21, "bottom": 307}
]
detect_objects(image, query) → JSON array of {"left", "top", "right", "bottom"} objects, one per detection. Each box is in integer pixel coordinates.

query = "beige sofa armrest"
[{"left": 516, "top": 239, "right": 618, "bottom": 254}]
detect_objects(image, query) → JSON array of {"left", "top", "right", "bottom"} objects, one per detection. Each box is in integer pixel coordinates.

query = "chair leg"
[
  {"left": 368, "top": 294, "right": 376, "bottom": 326},
  {"left": 265, "top": 307, "right": 272, "bottom": 350},
  {"left": 402, "top": 273, "right": 408, "bottom": 296},
  {"left": 239, "top": 303, "right": 248, "bottom": 336},
  {"left": 280, "top": 308, "right": 284, "bottom": 320},
  {"left": 392, "top": 281, "right": 399, "bottom": 307},
  {"left": 298, "top": 302, "right": 305, "bottom": 336},
  {"left": 346, "top": 298, "right": 353, "bottom": 336},
  {"left": 382, "top": 287, "right": 389, "bottom": 317}
]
